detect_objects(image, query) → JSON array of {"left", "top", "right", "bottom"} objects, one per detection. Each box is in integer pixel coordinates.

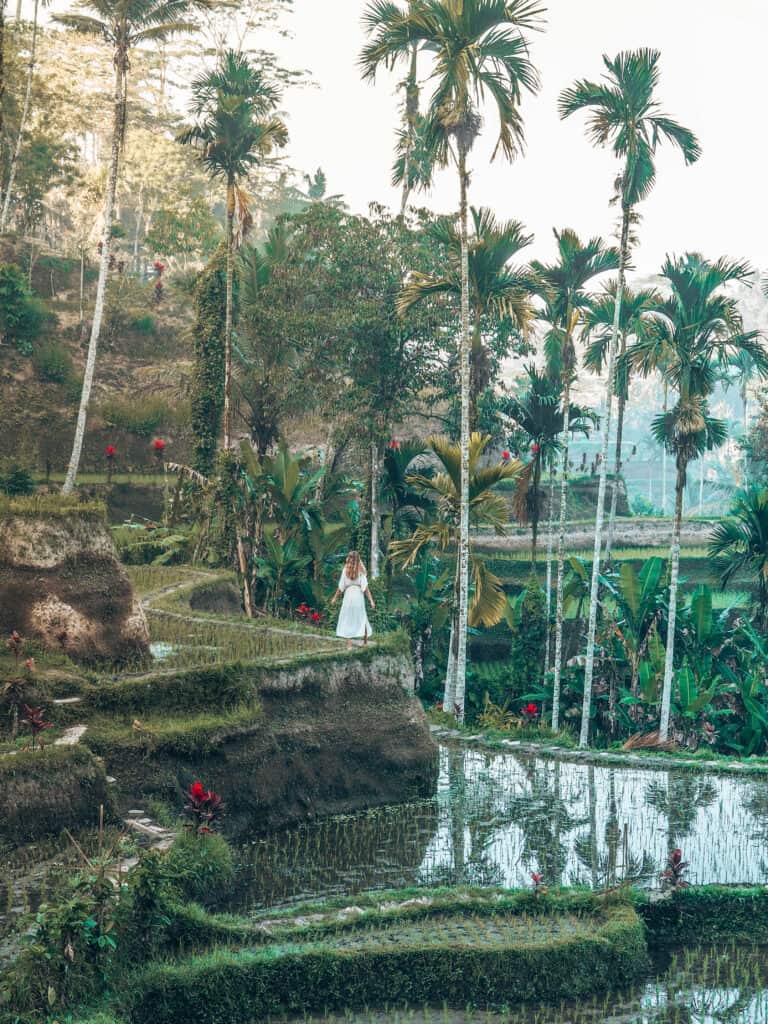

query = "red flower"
[
  {"left": 105, "top": 445, "right": 116, "bottom": 458},
  {"left": 531, "top": 442, "right": 539, "bottom": 454},
  {"left": 502, "top": 451, "right": 510, "bottom": 461},
  {"left": 389, "top": 439, "right": 400, "bottom": 450},
  {"left": 311, "top": 611, "right": 321, "bottom": 623},
  {"left": 524, "top": 703, "right": 538, "bottom": 716},
  {"left": 153, "top": 439, "right": 165, "bottom": 452},
  {"left": 297, "top": 603, "right": 308, "bottom": 614},
  {"left": 531, "top": 872, "right": 543, "bottom": 883},
  {"left": 154, "top": 261, "right": 165, "bottom": 272},
  {"left": 190, "top": 781, "right": 204, "bottom": 800}
]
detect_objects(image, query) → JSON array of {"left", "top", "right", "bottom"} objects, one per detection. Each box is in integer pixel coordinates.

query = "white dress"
[{"left": 336, "top": 571, "right": 373, "bottom": 639}]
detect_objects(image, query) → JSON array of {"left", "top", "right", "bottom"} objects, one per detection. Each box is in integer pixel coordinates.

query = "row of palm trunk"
[{"left": 363, "top": 3, "right": 764, "bottom": 744}]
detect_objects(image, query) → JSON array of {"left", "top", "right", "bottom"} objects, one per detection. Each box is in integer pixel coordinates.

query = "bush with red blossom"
[
  {"left": 660, "top": 848, "right": 689, "bottom": 890},
  {"left": 183, "top": 780, "right": 225, "bottom": 835}
]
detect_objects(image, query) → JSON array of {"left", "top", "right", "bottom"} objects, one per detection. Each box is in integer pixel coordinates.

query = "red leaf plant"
[
  {"left": 660, "top": 848, "right": 689, "bottom": 890},
  {"left": 183, "top": 780, "right": 225, "bottom": 835},
  {"left": 522, "top": 702, "right": 539, "bottom": 723},
  {"left": 21, "top": 704, "right": 52, "bottom": 750},
  {"left": 531, "top": 871, "right": 546, "bottom": 896}
]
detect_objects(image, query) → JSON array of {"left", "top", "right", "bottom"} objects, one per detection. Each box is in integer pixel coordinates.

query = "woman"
[{"left": 331, "top": 550, "right": 375, "bottom": 649}]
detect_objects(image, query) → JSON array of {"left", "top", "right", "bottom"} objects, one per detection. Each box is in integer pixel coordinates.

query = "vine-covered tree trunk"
[
  {"left": 453, "top": 141, "right": 471, "bottom": 724},
  {"left": 660, "top": 458, "right": 686, "bottom": 740},
  {"left": 191, "top": 250, "right": 226, "bottom": 476},
  {"left": 0, "top": 0, "right": 39, "bottom": 231},
  {"left": 579, "top": 203, "right": 629, "bottom": 747},
  {"left": 63, "top": 52, "right": 126, "bottom": 494},
  {"left": 551, "top": 378, "right": 572, "bottom": 732},
  {"left": 223, "top": 177, "right": 235, "bottom": 449},
  {"left": 661, "top": 382, "right": 668, "bottom": 513},
  {"left": 370, "top": 440, "right": 381, "bottom": 578}
]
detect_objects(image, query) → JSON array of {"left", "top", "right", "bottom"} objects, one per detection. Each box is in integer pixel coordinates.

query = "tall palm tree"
[
  {"left": 559, "top": 49, "right": 701, "bottom": 747},
  {"left": 180, "top": 50, "right": 288, "bottom": 450},
  {"left": 57, "top": 0, "right": 211, "bottom": 494},
  {"left": 531, "top": 230, "right": 619, "bottom": 731},
  {"left": 631, "top": 253, "right": 768, "bottom": 740},
  {"left": 709, "top": 488, "right": 768, "bottom": 631},
  {"left": 583, "top": 282, "right": 665, "bottom": 559},
  {"left": 399, "top": 206, "right": 535, "bottom": 424},
  {"left": 390, "top": 433, "right": 522, "bottom": 714},
  {"left": 500, "top": 365, "right": 596, "bottom": 564},
  {"left": 361, "top": 0, "right": 424, "bottom": 215},
  {"left": 362, "top": 0, "right": 543, "bottom": 723}
]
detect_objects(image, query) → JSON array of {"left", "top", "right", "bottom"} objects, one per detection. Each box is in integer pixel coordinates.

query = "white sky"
[
  {"left": 277, "top": 0, "right": 767, "bottom": 275},
  {"left": 27, "top": 0, "right": 767, "bottom": 275}
]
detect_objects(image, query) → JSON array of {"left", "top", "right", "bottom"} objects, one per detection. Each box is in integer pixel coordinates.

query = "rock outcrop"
[{"left": 0, "top": 505, "right": 149, "bottom": 661}]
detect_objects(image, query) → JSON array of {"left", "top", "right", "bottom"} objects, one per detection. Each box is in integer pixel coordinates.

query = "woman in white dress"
[{"left": 331, "top": 551, "right": 375, "bottom": 650}]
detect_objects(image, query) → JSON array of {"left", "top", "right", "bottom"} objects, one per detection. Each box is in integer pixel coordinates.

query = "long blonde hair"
[{"left": 344, "top": 550, "right": 366, "bottom": 580}]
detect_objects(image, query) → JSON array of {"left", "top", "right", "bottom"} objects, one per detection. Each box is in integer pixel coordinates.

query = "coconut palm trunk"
[
  {"left": 370, "top": 439, "right": 381, "bottom": 578},
  {"left": 578, "top": 205, "right": 629, "bottom": 747},
  {"left": 661, "top": 381, "right": 668, "bottom": 512},
  {"left": 63, "top": 51, "right": 126, "bottom": 494},
  {"left": 453, "top": 141, "right": 471, "bottom": 724},
  {"left": 604, "top": 328, "right": 627, "bottom": 561},
  {"left": 399, "top": 42, "right": 418, "bottom": 216},
  {"left": 551, "top": 379, "right": 572, "bottom": 732},
  {"left": 0, "top": 0, "right": 39, "bottom": 232},
  {"left": 223, "top": 175, "right": 235, "bottom": 449},
  {"left": 544, "top": 467, "right": 555, "bottom": 673},
  {"left": 659, "top": 457, "right": 686, "bottom": 740},
  {"left": 742, "top": 379, "right": 749, "bottom": 486}
]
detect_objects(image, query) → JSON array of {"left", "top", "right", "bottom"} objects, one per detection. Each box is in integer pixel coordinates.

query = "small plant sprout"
[
  {"left": 21, "top": 704, "right": 52, "bottom": 750},
  {"left": 661, "top": 848, "right": 690, "bottom": 890},
  {"left": 183, "top": 781, "right": 225, "bottom": 835},
  {"left": 7, "top": 630, "right": 24, "bottom": 663}
]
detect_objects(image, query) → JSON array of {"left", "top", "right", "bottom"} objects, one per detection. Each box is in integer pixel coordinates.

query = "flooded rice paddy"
[
  {"left": 272, "top": 945, "right": 768, "bottom": 1023},
  {"left": 232, "top": 742, "right": 768, "bottom": 911}
]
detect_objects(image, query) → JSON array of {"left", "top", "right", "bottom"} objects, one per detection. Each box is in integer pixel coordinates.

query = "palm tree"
[
  {"left": 709, "top": 488, "right": 768, "bottom": 630},
  {"left": 631, "top": 253, "right": 768, "bottom": 740},
  {"left": 361, "top": 0, "right": 424, "bottom": 215},
  {"left": 57, "top": 0, "right": 210, "bottom": 494},
  {"left": 389, "top": 433, "right": 521, "bottom": 716},
  {"left": 500, "top": 365, "right": 596, "bottom": 565},
  {"left": 531, "top": 230, "right": 619, "bottom": 731},
  {"left": 180, "top": 50, "right": 288, "bottom": 450},
  {"left": 559, "top": 48, "right": 701, "bottom": 747},
  {"left": 399, "top": 206, "right": 535, "bottom": 425},
  {"left": 583, "top": 282, "right": 665, "bottom": 559},
  {"left": 362, "top": 0, "right": 543, "bottom": 723}
]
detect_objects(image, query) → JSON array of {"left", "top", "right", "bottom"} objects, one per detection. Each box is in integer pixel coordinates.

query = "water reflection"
[{"left": 234, "top": 743, "right": 768, "bottom": 911}]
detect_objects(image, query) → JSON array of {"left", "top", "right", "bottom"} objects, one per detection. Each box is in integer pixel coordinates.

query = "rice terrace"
[{"left": 1, "top": 0, "right": 768, "bottom": 1021}]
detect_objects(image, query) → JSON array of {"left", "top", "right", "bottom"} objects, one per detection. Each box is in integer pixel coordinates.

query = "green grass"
[
  {"left": 37, "top": 472, "right": 166, "bottom": 486},
  {"left": 0, "top": 493, "right": 105, "bottom": 517}
]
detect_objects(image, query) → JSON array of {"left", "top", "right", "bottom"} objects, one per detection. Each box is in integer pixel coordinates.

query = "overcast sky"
[{"left": 276, "top": 0, "right": 766, "bottom": 275}]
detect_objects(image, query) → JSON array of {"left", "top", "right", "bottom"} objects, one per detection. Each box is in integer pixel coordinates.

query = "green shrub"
[
  {"left": 635, "top": 885, "right": 768, "bottom": 945},
  {"left": 0, "top": 262, "right": 49, "bottom": 355},
  {"left": 131, "top": 314, "right": 156, "bottom": 334},
  {"left": 0, "top": 464, "right": 36, "bottom": 496},
  {"left": 164, "top": 831, "right": 235, "bottom": 904},
  {"left": 32, "top": 340, "right": 75, "bottom": 383},
  {"left": 100, "top": 395, "right": 174, "bottom": 438}
]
